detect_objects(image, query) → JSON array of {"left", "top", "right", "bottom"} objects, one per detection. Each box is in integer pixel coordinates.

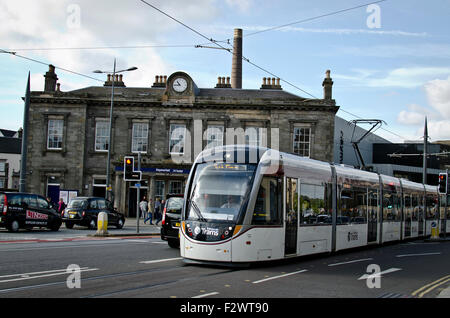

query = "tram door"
[
  {"left": 404, "top": 195, "right": 412, "bottom": 237},
  {"left": 367, "top": 190, "right": 378, "bottom": 243},
  {"left": 285, "top": 177, "right": 298, "bottom": 255}
]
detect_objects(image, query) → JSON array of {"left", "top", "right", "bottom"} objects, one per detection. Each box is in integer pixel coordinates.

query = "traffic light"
[
  {"left": 123, "top": 156, "right": 142, "bottom": 181},
  {"left": 124, "top": 156, "right": 134, "bottom": 181},
  {"left": 438, "top": 172, "right": 447, "bottom": 194}
]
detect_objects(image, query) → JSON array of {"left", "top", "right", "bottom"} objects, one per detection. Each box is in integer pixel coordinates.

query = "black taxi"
[
  {"left": 61, "top": 196, "right": 125, "bottom": 229},
  {"left": 161, "top": 194, "right": 184, "bottom": 248},
  {"left": 0, "top": 192, "right": 62, "bottom": 232}
]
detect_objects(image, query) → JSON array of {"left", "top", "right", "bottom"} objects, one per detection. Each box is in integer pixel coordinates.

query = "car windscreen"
[
  {"left": 67, "top": 199, "right": 87, "bottom": 209},
  {"left": 166, "top": 197, "right": 184, "bottom": 213}
]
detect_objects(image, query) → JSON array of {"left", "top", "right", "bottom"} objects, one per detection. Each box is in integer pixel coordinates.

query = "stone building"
[{"left": 25, "top": 30, "right": 339, "bottom": 216}]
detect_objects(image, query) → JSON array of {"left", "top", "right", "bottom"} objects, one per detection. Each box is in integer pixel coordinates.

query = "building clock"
[{"left": 172, "top": 77, "right": 188, "bottom": 93}]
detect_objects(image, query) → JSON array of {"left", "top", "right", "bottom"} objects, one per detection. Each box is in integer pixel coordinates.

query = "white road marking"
[
  {"left": 192, "top": 291, "right": 220, "bottom": 298},
  {"left": 396, "top": 252, "right": 441, "bottom": 258},
  {"left": 140, "top": 257, "right": 183, "bottom": 264},
  {"left": 0, "top": 267, "right": 99, "bottom": 283},
  {"left": 252, "top": 270, "right": 308, "bottom": 284},
  {"left": 358, "top": 268, "right": 402, "bottom": 281},
  {"left": 328, "top": 258, "right": 374, "bottom": 267}
]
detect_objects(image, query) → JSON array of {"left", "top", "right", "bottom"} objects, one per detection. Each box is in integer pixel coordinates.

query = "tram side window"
[
  {"left": 404, "top": 195, "right": 412, "bottom": 220},
  {"left": 426, "top": 195, "right": 438, "bottom": 220},
  {"left": 339, "top": 187, "right": 368, "bottom": 224},
  {"left": 383, "top": 192, "right": 400, "bottom": 221},
  {"left": 300, "top": 183, "right": 331, "bottom": 225},
  {"left": 252, "top": 177, "right": 282, "bottom": 225},
  {"left": 412, "top": 195, "right": 419, "bottom": 221}
]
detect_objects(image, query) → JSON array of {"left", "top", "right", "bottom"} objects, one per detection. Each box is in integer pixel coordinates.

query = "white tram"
[{"left": 180, "top": 145, "right": 449, "bottom": 264}]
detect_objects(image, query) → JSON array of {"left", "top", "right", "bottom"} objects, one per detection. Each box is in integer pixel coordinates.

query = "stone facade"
[{"left": 26, "top": 66, "right": 339, "bottom": 216}]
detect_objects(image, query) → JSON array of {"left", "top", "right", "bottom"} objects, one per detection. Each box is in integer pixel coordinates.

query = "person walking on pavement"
[
  {"left": 139, "top": 196, "right": 148, "bottom": 219},
  {"left": 144, "top": 198, "right": 154, "bottom": 224},
  {"left": 154, "top": 197, "right": 161, "bottom": 226},
  {"left": 57, "top": 198, "right": 66, "bottom": 214}
]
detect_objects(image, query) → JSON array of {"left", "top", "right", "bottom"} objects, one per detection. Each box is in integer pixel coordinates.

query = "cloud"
[
  {"left": 334, "top": 67, "right": 450, "bottom": 88},
  {"left": 424, "top": 76, "right": 450, "bottom": 119},
  {"left": 335, "top": 43, "right": 450, "bottom": 59},
  {"left": 0, "top": 0, "right": 221, "bottom": 88},
  {"left": 397, "top": 76, "right": 450, "bottom": 141}
]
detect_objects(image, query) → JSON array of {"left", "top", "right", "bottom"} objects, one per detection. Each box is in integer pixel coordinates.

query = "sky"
[{"left": 1, "top": 0, "right": 449, "bottom": 143}]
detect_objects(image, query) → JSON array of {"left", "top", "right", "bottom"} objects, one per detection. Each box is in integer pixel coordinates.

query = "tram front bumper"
[{"left": 181, "top": 238, "right": 232, "bottom": 263}]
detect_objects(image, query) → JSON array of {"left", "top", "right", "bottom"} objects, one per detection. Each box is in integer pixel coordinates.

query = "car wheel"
[
  {"left": 8, "top": 220, "right": 20, "bottom": 233},
  {"left": 65, "top": 222, "right": 74, "bottom": 229},
  {"left": 116, "top": 218, "right": 124, "bottom": 229},
  {"left": 50, "top": 220, "right": 61, "bottom": 231},
  {"left": 89, "top": 219, "right": 97, "bottom": 229},
  {"left": 168, "top": 239, "right": 180, "bottom": 249}
]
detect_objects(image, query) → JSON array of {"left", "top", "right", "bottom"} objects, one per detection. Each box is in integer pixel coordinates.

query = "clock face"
[{"left": 172, "top": 77, "right": 188, "bottom": 93}]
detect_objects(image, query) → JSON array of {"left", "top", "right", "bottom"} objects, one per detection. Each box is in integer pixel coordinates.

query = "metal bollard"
[{"left": 96, "top": 212, "right": 109, "bottom": 236}]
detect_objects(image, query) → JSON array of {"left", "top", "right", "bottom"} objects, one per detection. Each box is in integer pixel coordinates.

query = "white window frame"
[
  {"left": 131, "top": 122, "right": 149, "bottom": 153},
  {"left": 95, "top": 120, "right": 109, "bottom": 152},
  {"left": 169, "top": 124, "right": 186, "bottom": 154},
  {"left": 293, "top": 127, "right": 311, "bottom": 157},
  {"left": 47, "top": 119, "right": 64, "bottom": 150}
]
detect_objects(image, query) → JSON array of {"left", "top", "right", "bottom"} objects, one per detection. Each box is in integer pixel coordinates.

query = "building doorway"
[{"left": 128, "top": 187, "right": 148, "bottom": 218}]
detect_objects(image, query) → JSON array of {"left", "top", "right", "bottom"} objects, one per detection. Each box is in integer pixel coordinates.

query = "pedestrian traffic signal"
[
  {"left": 438, "top": 172, "right": 447, "bottom": 194},
  {"left": 123, "top": 156, "right": 141, "bottom": 181}
]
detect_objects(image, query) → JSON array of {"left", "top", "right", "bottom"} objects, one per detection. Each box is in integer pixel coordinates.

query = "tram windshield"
[{"left": 186, "top": 162, "right": 257, "bottom": 222}]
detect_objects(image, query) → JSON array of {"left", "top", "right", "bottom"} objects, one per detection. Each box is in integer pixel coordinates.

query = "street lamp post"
[{"left": 93, "top": 60, "right": 137, "bottom": 201}]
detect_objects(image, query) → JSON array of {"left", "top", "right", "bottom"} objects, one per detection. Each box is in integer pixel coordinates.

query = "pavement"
[
  {"left": 90, "top": 217, "right": 162, "bottom": 237},
  {"left": 0, "top": 217, "right": 162, "bottom": 242}
]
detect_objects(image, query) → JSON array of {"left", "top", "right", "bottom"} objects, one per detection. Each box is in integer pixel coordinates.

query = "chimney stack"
[
  {"left": 44, "top": 64, "right": 58, "bottom": 92},
  {"left": 231, "top": 28, "right": 243, "bottom": 89},
  {"left": 151, "top": 75, "right": 167, "bottom": 88},
  {"left": 322, "top": 69, "right": 333, "bottom": 100}
]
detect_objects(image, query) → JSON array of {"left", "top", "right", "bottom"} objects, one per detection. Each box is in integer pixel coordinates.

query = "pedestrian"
[
  {"left": 57, "top": 198, "right": 66, "bottom": 214},
  {"left": 154, "top": 197, "right": 161, "bottom": 225},
  {"left": 144, "top": 198, "right": 154, "bottom": 224},
  {"left": 139, "top": 196, "right": 148, "bottom": 219},
  {"left": 46, "top": 196, "right": 55, "bottom": 209}
]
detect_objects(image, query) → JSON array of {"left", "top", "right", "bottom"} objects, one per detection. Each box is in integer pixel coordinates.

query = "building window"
[
  {"left": 132, "top": 122, "right": 149, "bottom": 153},
  {"left": 0, "top": 162, "right": 5, "bottom": 173},
  {"left": 155, "top": 180, "right": 165, "bottom": 199},
  {"left": 205, "top": 125, "right": 224, "bottom": 149},
  {"left": 169, "top": 124, "right": 186, "bottom": 154},
  {"left": 95, "top": 121, "right": 109, "bottom": 152},
  {"left": 47, "top": 119, "right": 63, "bottom": 149},
  {"left": 169, "top": 180, "right": 183, "bottom": 194},
  {"left": 293, "top": 127, "right": 311, "bottom": 157},
  {"left": 0, "top": 178, "right": 5, "bottom": 188}
]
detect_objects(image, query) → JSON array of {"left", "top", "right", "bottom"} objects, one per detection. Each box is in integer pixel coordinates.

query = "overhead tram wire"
[
  {"left": 244, "top": 0, "right": 388, "bottom": 38},
  {"left": 0, "top": 49, "right": 103, "bottom": 83}
]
